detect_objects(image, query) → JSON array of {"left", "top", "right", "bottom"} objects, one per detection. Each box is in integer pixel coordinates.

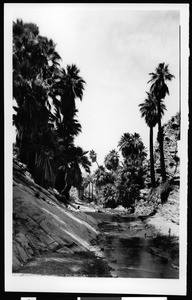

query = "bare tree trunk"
[
  {"left": 150, "top": 126, "right": 156, "bottom": 187},
  {"left": 157, "top": 99, "right": 167, "bottom": 182},
  {"left": 92, "top": 182, "right": 94, "bottom": 200},
  {"left": 89, "top": 183, "right": 91, "bottom": 200}
]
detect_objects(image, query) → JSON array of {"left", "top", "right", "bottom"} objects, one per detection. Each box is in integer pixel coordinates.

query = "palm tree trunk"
[
  {"left": 149, "top": 126, "right": 156, "bottom": 187},
  {"left": 157, "top": 99, "right": 167, "bottom": 182},
  {"left": 89, "top": 183, "right": 91, "bottom": 200},
  {"left": 92, "top": 182, "right": 94, "bottom": 200},
  {"left": 19, "top": 131, "right": 28, "bottom": 163}
]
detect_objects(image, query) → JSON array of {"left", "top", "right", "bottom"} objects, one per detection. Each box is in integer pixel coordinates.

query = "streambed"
[
  {"left": 14, "top": 209, "right": 179, "bottom": 278},
  {"left": 86, "top": 211, "right": 179, "bottom": 278}
]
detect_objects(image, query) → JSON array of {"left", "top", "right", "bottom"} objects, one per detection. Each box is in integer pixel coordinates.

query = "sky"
[{"left": 8, "top": 4, "right": 182, "bottom": 167}]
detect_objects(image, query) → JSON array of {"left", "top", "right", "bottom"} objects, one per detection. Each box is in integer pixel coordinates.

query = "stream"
[
  {"left": 15, "top": 209, "right": 179, "bottom": 278},
  {"left": 86, "top": 211, "right": 179, "bottom": 278}
]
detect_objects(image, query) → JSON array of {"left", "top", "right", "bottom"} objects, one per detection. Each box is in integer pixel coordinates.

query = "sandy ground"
[{"left": 146, "top": 213, "right": 179, "bottom": 237}]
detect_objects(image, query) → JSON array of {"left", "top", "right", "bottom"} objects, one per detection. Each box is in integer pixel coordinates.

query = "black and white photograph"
[{"left": 4, "top": 3, "right": 189, "bottom": 295}]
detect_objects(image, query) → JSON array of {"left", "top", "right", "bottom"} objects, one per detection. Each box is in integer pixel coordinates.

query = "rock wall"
[
  {"left": 144, "top": 112, "right": 180, "bottom": 188},
  {"left": 13, "top": 159, "right": 99, "bottom": 271},
  {"left": 154, "top": 112, "right": 180, "bottom": 184},
  {"left": 135, "top": 113, "right": 180, "bottom": 234}
]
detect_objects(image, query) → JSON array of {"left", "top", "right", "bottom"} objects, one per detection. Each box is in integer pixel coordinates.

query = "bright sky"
[{"left": 8, "top": 4, "right": 182, "bottom": 166}]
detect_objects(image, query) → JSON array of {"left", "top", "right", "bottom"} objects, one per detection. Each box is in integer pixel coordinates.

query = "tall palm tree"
[
  {"left": 148, "top": 63, "right": 175, "bottom": 182},
  {"left": 89, "top": 150, "right": 99, "bottom": 167},
  {"left": 54, "top": 65, "right": 85, "bottom": 116},
  {"left": 55, "top": 108, "right": 82, "bottom": 150},
  {"left": 13, "top": 19, "right": 88, "bottom": 194},
  {"left": 139, "top": 92, "right": 166, "bottom": 187},
  {"left": 53, "top": 65, "right": 86, "bottom": 195},
  {"left": 52, "top": 65, "right": 85, "bottom": 146},
  {"left": 13, "top": 19, "right": 61, "bottom": 167}
]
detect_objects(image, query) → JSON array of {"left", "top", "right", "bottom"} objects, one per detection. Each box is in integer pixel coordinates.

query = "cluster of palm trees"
[
  {"left": 84, "top": 63, "right": 175, "bottom": 208},
  {"left": 117, "top": 132, "right": 147, "bottom": 207},
  {"left": 87, "top": 133, "right": 147, "bottom": 208},
  {"left": 13, "top": 19, "right": 91, "bottom": 201},
  {"left": 139, "top": 63, "right": 175, "bottom": 187}
]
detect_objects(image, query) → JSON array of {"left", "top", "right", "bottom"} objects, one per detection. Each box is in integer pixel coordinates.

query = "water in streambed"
[{"left": 85, "top": 211, "right": 179, "bottom": 279}]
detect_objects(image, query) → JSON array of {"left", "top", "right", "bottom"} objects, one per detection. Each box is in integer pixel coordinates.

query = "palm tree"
[
  {"left": 13, "top": 19, "right": 61, "bottom": 169},
  {"left": 52, "top": 65, "right": 85, "bottom": 147},
  {"left": 139, "top": 92, "right": 166, "bottom": 187},
  {"left": 148, "top": 63, "right": 175, "bottom": 182},
  {"left": 89, "top": 150, "right": 99, "bottom": 167},
  {"left": 52, "top": 65, "right": 86, "bottom": 196},
  {"left": 118, "top": 132, "right": 147, "bottom": 185},
  {"left": 55, "top": 108, "right": 82, "bottom": 150},
  {"left": 53, "top": 65, "right": 85, "bottom": 116},
  {"left": 118, "top": 132, "right": 146, "bottom": 161},
  {"left": 117, "top": 133, "right": 147, "bottom": 207},
  {"left": 104, "top": 149, "right": 119, "bottom": 171},
  {"left": 118, "top": 133, "right": 132, "bottom": 158},
  {"left": 94, "top": 165, "right": 113, "bottom": 188},
  {"left": 81, "top": 174, "right": 93, "bottom": 200},
  {"left": 34, "top": 147, "right": 55, "bottom": 189},
  {"left": 13, "top": 19, "right": 88, "bottom": 194},
  {"left": 55, "top": 146, "right": 91, "bottom": 201}
]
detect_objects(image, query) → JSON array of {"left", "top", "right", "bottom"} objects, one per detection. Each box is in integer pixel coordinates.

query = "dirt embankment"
[
  {"left": 134, "top": 185, "right": 179, "bottom": 238},
  {"left": 136, "top": 113, "right": 180, "bottom": 237},
  {"left": 13, "top": 160, "right": 108, "bottom": 275}
]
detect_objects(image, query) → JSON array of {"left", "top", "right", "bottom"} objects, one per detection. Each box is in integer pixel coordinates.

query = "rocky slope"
[
  {"left": 144, "top": 113, "right": 180, "bottom": 188},
  {"left": 13, "top": 159, "right": 103, "bottom": 272},
  {"left": 135, "top": 113, "right": 180, "bottom": 237},
  {"left": 154, "top": 112, "right": 180, "bottom": 183}
]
